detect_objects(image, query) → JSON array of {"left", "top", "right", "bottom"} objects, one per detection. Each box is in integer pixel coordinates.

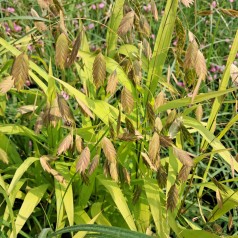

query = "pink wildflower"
[
  {"left": 91, "top": 4, "right": 96, "bottom": 10},
  {"left": 88, "top": 23, "right": 94, "bottom": 30},
  {"left": 211, "top": 1, "right": 217, "bottom": 8},
  {"left": 6, "top": 7, "right": 15, "bottom": 13},
  {"left": 98, "top": 2, "right": 105, "bottom": 9},
  {"left": 13, "top": 23, "right": 22, "bottom": 32}
]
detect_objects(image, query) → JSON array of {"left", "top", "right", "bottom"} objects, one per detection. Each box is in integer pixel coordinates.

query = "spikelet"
[
  {"left": 106, "top": 70, "right": 118, "bottom": 95},
  {"left": 59, "top": 10, "right": 67, "bottom": 36},
  {"left": 118, "top": 132, "right": 142, "bottom": 142},
  {"left": 122, "top": 167, "right": 131, "bottom": 185},
  {"left": 154, "top": 92, "right": 165, "bottom": 110},
  {"left": 165, "top": 110, "right": 177, "bottom": 127},
  {"left": 57, "top": 94, "right": 75, "bottom": 126},
  {"left": 156, "top": 166, "right": 167, "bottom": 188},
  {"left": 155, "top": 117, "right": 163, "bottom": 132},
  {"left": 75, "top": 97, "right": 94, "bottom": 119},
  {"left": 175, "top": 18, "right": 186, "bottom": 55},
  {"left": 66, "top": 32, "right": 82, "bottom": 67},
  {"left": 57, "top": 133, "right": 73, "bottom": 155},
  {"left": 35, "top": 112, "right": 43, "bottom": 133},
  {"left": 118, "top": 11, "right": 135, "bottom": 36},
  {"left": 146, "top": 103, "right": 155, "bottom": 127},
  {"left": 228, "top": 213, "right": 233, "bottom": 231},
  {"left": 179, "top": 0, "right": 194, "bottom": 8},
  {"left": 103, "top": 160, "right": 110, "bottom": 178},
  {"left": 142, "top": 38, "right": 152, "bottom": 59},
  {"left": 125, "top": 117, "right": 135, "bottom": 134},
  {"left": 184, "top": 68, "right": 196, "bottom": 88},
  {"left": 141, "top": 152, "right": 157, "bottom": 171},
  {"left": 40, "top": 155, "right": 52, "bottom": 173},
  {"left": 49, "top": 98, "right": 62, "bottom": 127},
  {"left": 40, "top": 155, "right": 66, "bottom": 185},
  {"left": 0, "top": 148, "right": 8, "bottom": 164},
  {"left": 0, "top": 76, "right": 14, "bottom": 93},
  {"left": 172, "top": 146, "right": 194, "bottom": 167},
  {"left": 101, "top": 137, "right": 116, "bottom": 163},
  {"left": 167, "top": 184, "right": 178, "bottom": 211},
  {"left": 93, "top": 52, "right": 106, "bottom": 89},
  {"left": 51, "top": 169, "right": 66, "bottom": 185},
  {"left": 88, "top": 155, "right": 99, "bottom": 175},
  {"left": 37, "top": 0, "right": 52, "bottom": 9},
  {"left": 151, "top": 0, "right": 159, "bottom": 21},
  {"left": 194, "top": 50, "right": 207, "bottom": 80},
  {"left": 215, "top": 188, "right": 223, "bottom": 208},
  {"left": 160, "top": 135, "right": 173, "bottom": 147},
  {"left": 184, "top": 40, "right": 198, "bottom": 70},
  {"left": 220, "top": 9, "right": 238, "bottom": 17},
  {"left": 75, "top": 135, "right": 83, "bottom": 153},
  {"left": 109, "top": 161, "right": 118, "bottom": 182},
  {"left": 132, "top": 186, "right": 142, "bottom": 204},
  {"left": 139, "top": 15, "right": 151, "bottom": 37},
  {"left": 178, "top": 165, "right": 191, "bottom": 182},
  {"left": 116, "top": 107, "right": 121, "bottom": 135},
  {"left": 195, "top": 104, "right": 203, "bottom": 121},
  {"left": 211, "top": 178, "right": 228, "bottom": 194},
  {"left": 168, "top": 117, "right": 183, "bottom": 138},
  {"left": 132, "top": 60, "right": 142, "bottom": 85},
  {"left": 76, "top": 146, "right": 90, "bottom": 174},
  {"left": 149, "top": 132, "right": 160, "bottom": 163},
  {"left": 55, "top": 33, "right": 68, "bottom": 70},
  {"left": 12, "top": 53, "right": 29, "bottom": 91},
  {"left": 230, "top": 64, "right": 238, "bottom": 86},
  {"left": 121, "top": 87, "right": 134, "bottom": 114},
  {"left": 31, "top": 8, "right": 47, "bottom": 32},
  {"left": 109, "top": 120, "right": 115, "bottom": 140}
]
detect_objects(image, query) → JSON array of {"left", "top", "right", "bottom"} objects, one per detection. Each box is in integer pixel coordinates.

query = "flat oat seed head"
[
  {"left": 55, "top": 33, "right": 69, "bottom": 70},
  {"left": 102, "top": 137, "right": 117, "bottom": 163},
  {"left": 66, "top": 31, "right": 82, "bottom": 67},
  {"left": 118, "top": 11, "right": 135, "bottom": 36},
  {"left": 121, "top": 87, "right": 134, "bottom": 114},
  {"left": 149, "top": 132, "right": 160, "bottom": 163},
  {"left": 88, "top": 155, "right": 100, "bottom": 176},
  {"left": 167, "top": 184, "right": 178, "bottom": 211},
  {"left": 58, "top": 94, "right": 75, "bottom": 126},
  {"left": 57, "top": 133, "right": 73, "bottom": 155},
  {"left": 76, "top": 146, "right": 90, "bottom": 174},
  {"left": 12, "top": 53, "right": 29, "bottom": 91},
  {"left": 93, "top": 52, "right": 106, "bottom": 89},
  {"left": 106, "top": 70, "right": 118, "bottom": 95},
  {"left": 173, "top": 146, "right": 194, "bottom": 167},
  {"left": 0, "top": 76, "right": 14, "bottom": 94},
  {"left": 180, "top": 0, "right": 194, "bottom": 8}
]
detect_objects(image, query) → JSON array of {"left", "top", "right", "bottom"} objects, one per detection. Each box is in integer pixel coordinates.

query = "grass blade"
[{"left": 97, "top": 175, "right": 137, "bottom": 231}]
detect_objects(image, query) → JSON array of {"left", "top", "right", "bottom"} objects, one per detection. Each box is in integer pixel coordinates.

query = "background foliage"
[{"left": 0, "top": 0, "right": 238, "bottom": 237}]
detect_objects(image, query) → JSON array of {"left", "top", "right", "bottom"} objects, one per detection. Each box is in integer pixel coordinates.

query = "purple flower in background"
[
  {"left": 61, "top": 91, "right": 69, "bottom": 101},
  {"left": 88, "top": 23, "right": 94, "bottom": 30},
  {"left": 27, "top": 44, "right": 34, "bottom": 52},
  {"left": 98, "top": 2, "right": 105, "bottom": 9},
  {"left": 91, "top": 4, "right": 96, "bottom": 10},
  {"left": 211, "top": 1, "right": 217, "bottom": 8},
  {"left": 177, "top": 81, "right": 185, "bottom": 87},
  {"left": 3, "top": 23, "right": 11, "bottom": 33},
  {"left": 229, "top": 0, "right": 234, "bottom": 3},
  {"left": 6, "top": 7, "right": 15, "bottom": 13},
  {"left": 143, "top": 4, "right": 151, "bottom": 12},
  {"left": 151, "top": 34, "right": 155, "bottom": 40},
  {"left": 173, "top": 39, "right": 178, "bottom": 46},
  {"left": 210, "top": 66, "right": 217, "bottom": 73},
  {"left": 13, "top": 22, "right": 22, "bottom": 32}
]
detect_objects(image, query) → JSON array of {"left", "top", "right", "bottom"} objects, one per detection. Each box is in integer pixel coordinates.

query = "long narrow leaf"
[{"left": 97, "top": 175, "right": 137, "bottom": 231}]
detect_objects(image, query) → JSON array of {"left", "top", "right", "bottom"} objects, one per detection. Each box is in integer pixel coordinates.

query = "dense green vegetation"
[{"left": 0, "top": 0, "right": 238, "bottom": 237}]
